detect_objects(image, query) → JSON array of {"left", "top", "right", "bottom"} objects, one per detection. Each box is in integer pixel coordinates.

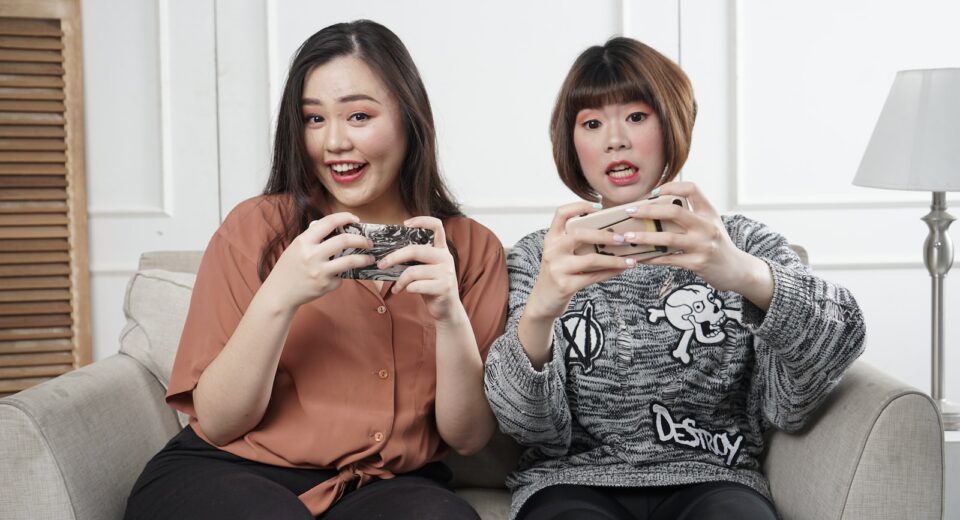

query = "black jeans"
[
  {"left": 517, "top": 482, "right": 779, "bottom": 520},
  {"left": 123, "top": 426, "right": 479, "bottom": 520}
]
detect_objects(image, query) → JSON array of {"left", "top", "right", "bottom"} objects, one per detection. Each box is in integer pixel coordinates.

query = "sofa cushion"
[{"left": 119, "top": 269, "right": 196, "bottom": 391}]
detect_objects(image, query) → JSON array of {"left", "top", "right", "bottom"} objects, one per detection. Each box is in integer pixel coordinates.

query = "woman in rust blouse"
[{"left": 123, "top": 20, "right": 508, "bottom": 520}]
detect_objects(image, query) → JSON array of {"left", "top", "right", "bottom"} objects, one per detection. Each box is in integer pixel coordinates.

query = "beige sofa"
[{"left": 0, "top": 250, "right": 945, "bottom": 520}]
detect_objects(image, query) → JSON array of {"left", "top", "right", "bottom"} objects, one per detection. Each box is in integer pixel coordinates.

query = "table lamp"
[{"left": 853, "top": 68, "right": 960, "bottom": 430}]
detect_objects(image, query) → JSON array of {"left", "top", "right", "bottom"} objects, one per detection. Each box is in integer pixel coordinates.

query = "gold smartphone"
[{"left": 564, "top": 196, "right": 690, "bottom": 260}]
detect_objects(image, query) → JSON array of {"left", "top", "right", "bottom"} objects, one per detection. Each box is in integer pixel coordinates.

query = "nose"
[
  {"left": 325, "top": 120, "right": 351, "bottom": 152},
  {"left": 605, "top": 123, "right": 630, "bottom": 152}
]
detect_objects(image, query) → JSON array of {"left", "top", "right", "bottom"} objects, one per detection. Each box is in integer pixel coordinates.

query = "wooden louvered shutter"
[{"left": 0, "top": 0, "right": 90, "bottom": 397}]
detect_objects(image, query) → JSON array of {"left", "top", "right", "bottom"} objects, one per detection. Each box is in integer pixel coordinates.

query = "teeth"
[
  {"left": 608, "top": 166, "right": 635, "bottom": 178},
  {"left": 330, "top": 163, "right": 364, "bottom": 174}
]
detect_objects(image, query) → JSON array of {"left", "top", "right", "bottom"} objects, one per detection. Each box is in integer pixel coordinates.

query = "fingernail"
[
  {"left": 625, "top": 258, "right": 636, "bottom": 267},
  {"left": 613, "top": 233, "right": 625, "bottom": 243},
  {"left": 650, "top": 187, "right": 661, "bottom": 197},
  {"left": 592, "top": 202, "right": 602, "bottom": 209},
  {"left": 625, "top": 206, "right": 638, "bottom": 214},
  {"left": 624, "top": 232, "right": 636, "bottom": 240}
]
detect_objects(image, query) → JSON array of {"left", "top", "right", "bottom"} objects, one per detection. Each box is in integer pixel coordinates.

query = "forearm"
[
  {"left": 516, "top": 284, "right": 566, "bottom": 370},
  {"left": 434, "top": 306, "right": 496, "bottom": 455},
  {"left": 193, "top": 281, "right": 296, "bottom": 446},
  {"left": 735, "top": 252, "right": 774, "bottom": 312}
]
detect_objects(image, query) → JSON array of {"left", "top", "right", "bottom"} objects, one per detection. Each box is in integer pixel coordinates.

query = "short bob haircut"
[{"left": 550, "top": 37, "right": 697, "bottom": 201}]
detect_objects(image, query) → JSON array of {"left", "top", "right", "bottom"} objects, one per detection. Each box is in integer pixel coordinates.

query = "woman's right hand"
[
  {"left": 526, "top": 202, "right": 637, "bottom": 320},
  {"left": 263, "top": 212, "right": 376, "bottom": 311}
]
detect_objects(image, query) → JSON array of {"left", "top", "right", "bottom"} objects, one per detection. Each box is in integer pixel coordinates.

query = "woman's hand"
[
  {"left": 263, "top": 212, "right": 376, "bottom": 311},
  {"left": 526, "top": 201, "right": 638, "bottom": 321},
  {"left": 627, "top": 182, "right": 774, "bottom": 310},
  {"left": 378, "top": 216, "right": 462, "bottom": 323},
  {"left": 518, "top": 202, "right": 636, "bottom": 369}
]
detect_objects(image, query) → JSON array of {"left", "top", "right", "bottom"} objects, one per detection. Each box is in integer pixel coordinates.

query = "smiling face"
[
  {"left": 572, "top": 101, "right": 666, "bottom": 207},
  {"left": 302, "top": 55, "right": 408, "bottom": 222}
]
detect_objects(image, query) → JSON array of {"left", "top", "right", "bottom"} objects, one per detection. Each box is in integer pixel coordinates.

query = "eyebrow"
[{"left": 301, "top": 94, "right": 381, "bottom": 106}]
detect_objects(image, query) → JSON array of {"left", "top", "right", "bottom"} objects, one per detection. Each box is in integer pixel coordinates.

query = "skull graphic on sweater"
[{"left": 647, "top": 284, "right": 742, "bottom": 364}]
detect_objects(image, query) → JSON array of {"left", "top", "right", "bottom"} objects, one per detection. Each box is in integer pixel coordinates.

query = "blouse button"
[
  {"left": 374, "top": 431, "right": 384, "bottom": 442},
  {"left": 377, "top": 305, "right": 387, "bottom": 314},
  {"left": 378, "top": 369, "right": 389, "bottom": 379}
]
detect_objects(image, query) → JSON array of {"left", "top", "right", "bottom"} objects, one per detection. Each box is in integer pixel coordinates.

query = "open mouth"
[
  {"left": 606, "top": 162, "right": 639, "bottom": 185},
  {"left": 699, "top": 316, "right": 726, "bottom": 339},
  {"left": 328, "top": 162, "right": 368, "bottom": 183}
]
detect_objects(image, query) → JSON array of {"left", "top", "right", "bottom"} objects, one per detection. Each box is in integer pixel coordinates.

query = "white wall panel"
[
  {"left": 215, "top": 0, "right": 271, "bottom": 216},
  {"left": 84, "top": 0, "right": 222, "bottom": 359},
  {"left": 737, "top": 0, "right": 960, "bottom": 207},
  {"left": 80, "top": 0, "right": 960, "bottom": 407},
  {"left": 84, "top": 0, "right": 163, "bottom": 213},
  {"left": 681, "top": 0, "right": 960, "bottom": 401}
]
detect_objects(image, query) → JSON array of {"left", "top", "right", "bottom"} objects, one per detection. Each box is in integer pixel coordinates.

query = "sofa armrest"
[
  {"left": 762, "top": 361, "right": 943, "bottom": 520},
  {"left": 0, "top": 354, "right": 182, "bottom": 520}
]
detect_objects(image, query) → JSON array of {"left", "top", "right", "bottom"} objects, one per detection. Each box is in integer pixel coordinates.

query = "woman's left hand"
[
  {"left": 627, "top": 181, "right": 774, "bottom": 309},
  {"left": 378, "top": 216, "right": 464, "bottom": 323}
]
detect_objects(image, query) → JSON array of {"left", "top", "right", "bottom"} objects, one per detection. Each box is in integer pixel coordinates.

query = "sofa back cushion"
[{"left": 119, "top": 269, "right": 196, "bottom": 390}]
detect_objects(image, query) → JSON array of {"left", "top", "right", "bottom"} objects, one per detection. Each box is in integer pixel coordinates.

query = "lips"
[
  {"left": 327, "top": 162, "right": 368, "bottom": 184},
  {"left": 605, "top": 160, "right": 639, "bottom": 186}
]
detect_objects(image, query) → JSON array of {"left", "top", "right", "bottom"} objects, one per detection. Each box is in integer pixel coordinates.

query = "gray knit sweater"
[{"left": 483, "top": 214, "right": 865, "bottom": 518}]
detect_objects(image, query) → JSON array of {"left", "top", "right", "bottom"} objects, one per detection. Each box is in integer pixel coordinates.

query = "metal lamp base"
[{"left": 922, "top": 192, "right": 956, "bottom": 433}]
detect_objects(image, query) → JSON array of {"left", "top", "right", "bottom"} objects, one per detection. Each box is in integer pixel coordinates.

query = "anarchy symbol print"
[{"left": 561, "top": 300, "right": 605, "bottom": 373}]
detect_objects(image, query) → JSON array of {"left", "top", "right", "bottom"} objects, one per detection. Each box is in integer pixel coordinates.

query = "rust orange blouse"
[{"left": 165, "top": 195, "right": 508, "bottom": 515}]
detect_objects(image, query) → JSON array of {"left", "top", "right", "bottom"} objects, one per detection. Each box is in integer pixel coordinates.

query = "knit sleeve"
[
  {"left": 483, "top": 230, "right": 572, "bottom": 453},
  {"left": 726, "top": 215, "right": 866, "bottom": 432}
]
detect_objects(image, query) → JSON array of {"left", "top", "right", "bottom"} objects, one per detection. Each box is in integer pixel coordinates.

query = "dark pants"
[
  {"left": 517, "top": 482, "right": 779, "bottom": 520},
  {"left": 123, "top": 426, "right": 479, "bottom": 520}
]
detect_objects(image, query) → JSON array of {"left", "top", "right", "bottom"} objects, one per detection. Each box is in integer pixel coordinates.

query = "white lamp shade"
[{"left": 854, "top": 68, "right": 960, "bottom": 192}]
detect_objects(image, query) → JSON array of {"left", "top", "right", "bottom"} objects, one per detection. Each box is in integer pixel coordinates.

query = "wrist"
[
  {"left": 255, "top": 277, "right": 299, "bottom": 320},
  {"left": 738, "top": 254, "right": 774, "bottom": 311},
  {"left": 525, "top": 283, "right": 566, "bottom": 322},
  {"left": 434, "top": 302, "right": 469, "bottom": 331}
]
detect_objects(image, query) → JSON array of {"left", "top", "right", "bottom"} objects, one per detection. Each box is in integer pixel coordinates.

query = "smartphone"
[
  {"left": 564, "top": 196, "right": 690, "bottom": 260},
  {"left": 332, "top": 223, "right": 435, "bottom": 280}
]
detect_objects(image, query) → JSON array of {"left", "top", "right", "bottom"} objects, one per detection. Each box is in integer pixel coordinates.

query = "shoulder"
[
  {"left": 212, "top": 194, "right": 291, "bottom": 264},
  {"left": 722, "top": 213, "right": 792, "bottom": 257},
  {"left": 443, "top": 216, "right": 504, "bottom": 256},
  {"left": 508, "top": 229, "right": 549, "bottom": 261}
]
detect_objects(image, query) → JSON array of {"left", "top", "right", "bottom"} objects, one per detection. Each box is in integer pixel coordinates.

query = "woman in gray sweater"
[{"left": 483, "top": 37, "right": 865, "bottom": 520}]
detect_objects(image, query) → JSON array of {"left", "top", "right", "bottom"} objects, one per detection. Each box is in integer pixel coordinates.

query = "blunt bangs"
[{"left": 567, "top": 60, "right": 654, "bottom": 118}]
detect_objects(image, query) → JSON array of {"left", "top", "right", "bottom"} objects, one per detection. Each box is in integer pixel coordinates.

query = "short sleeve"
[
  {"left": 165, "top": 221, "right": 265, "bottom": 417},
  {"left": 450, "top": 219, "right": 509, "bottom": 360}
]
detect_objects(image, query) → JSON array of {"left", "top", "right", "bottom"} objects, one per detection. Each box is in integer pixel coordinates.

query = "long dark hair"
[{"left": 258, "top": 20, "right": 462, "bottom": 280}]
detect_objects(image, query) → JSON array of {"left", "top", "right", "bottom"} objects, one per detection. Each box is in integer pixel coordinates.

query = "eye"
[
  {"left": 693, "top": 302, "right": 705, "bottom": 312},
  {"left": 707, "top": 293, "right": 716, "bottom": 303},
  {"left": 349, "top": 112, "right": 369, "bottom": 122},
  {"left": 304, "top": 115, "right": 323, "bottom": 124},
  {"left": 628, "top": 112, "right": 647, "bottom": 123},
  {"left": 581, "top": 119, "right": 601, "bottom": 130}
]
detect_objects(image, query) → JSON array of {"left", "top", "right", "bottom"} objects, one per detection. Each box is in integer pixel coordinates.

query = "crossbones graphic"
[{"left": 646, "top": 284, "right": 742, "bottom": 364}]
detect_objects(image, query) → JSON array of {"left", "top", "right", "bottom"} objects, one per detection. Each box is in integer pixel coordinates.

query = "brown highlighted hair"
[
  {"left": 258, "top": 20, "right": 461, "bottom": 280},
  {"left": 550, "top": 37, "right": 697, "bottom": 201}
]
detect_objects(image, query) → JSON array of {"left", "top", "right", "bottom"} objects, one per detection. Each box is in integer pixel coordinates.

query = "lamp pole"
[{"left": 922, "top": 191, "right": 960, "bottom": 430}]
